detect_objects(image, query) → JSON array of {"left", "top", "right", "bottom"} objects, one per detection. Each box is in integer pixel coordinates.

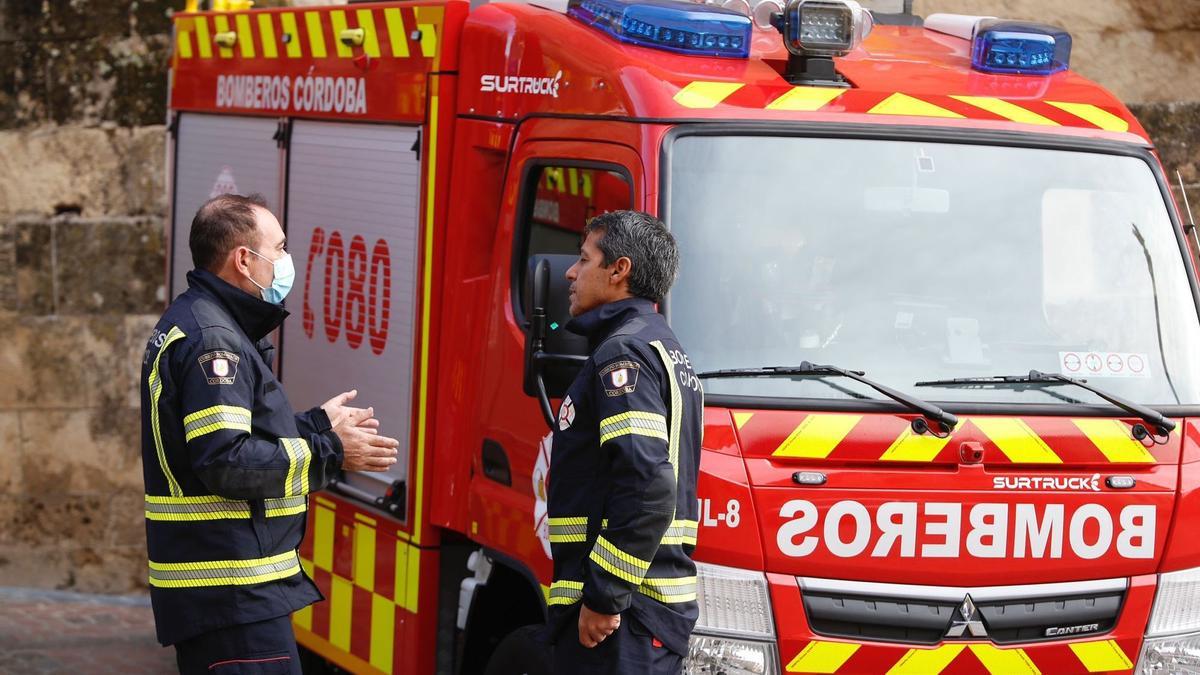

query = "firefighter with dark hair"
[
  {"left": 139, "top": 193, "right": 400, "bottom": 674},
  {"left": 548, "top": 210, "right": 703, "bottom": 673}
]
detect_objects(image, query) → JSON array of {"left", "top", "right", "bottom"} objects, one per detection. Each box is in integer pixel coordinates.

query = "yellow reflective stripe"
[
  {"left": 548, "top": 580, "right": 584, "bottom": 605},
  {"left": 870, "top": 93, "right": 964, "bottom": 119},
  {"left": 235, "top": 14, "right": 254, "bottom": 57},
  {"left": 356, "top": 9, "right": 381, "bottom": 58},
  {"left": 282, "top": 438, "right": 312, "bottom": 497},
  {"left": 369, "top": 592, "right": 394, "bottom": 670},
  {"left": 886, "top": 644, "right": 965, "bottom": 675},
  {"left": 661, "top": 518, "right": 698, "bottom": 545},
  {"left": 972, "top": 417, "right": 1061, "bottom": 464},
  {"left": 1046, "top": 102, "right": 1130, "bottom": 132},
  {"left": 264, "top": 496, "right": 308, "bottom": 518},
  {"left": 1069, "top": 640, "right": 1133, "bottom": 673},
  {"left": 650, "top": 341, "right": 683, "bottom": 483},
  {"left": 786, "top": 640, "right": 861, "bottom": 674},
  {"left": 330, "top": 10, "right": 352, "bottom": 58},
  {"left": 144, "top": 494, "right": 306, "bottom": 521},
  {"left": 330, "top": 575, "right": 352, "bottom": 649},
  {"left": 280, "top": 13, "right": 302, "bottom": 58},
  {"left": 773, "top": 414, "right": 862, "bottom": 459},
  {"left": 213, "top": 14, "right": 233, "bottom": 57},
  {"left": 880, "top": 423, "right": 953, "bottom": 462},
  {"left": 182, "top": 405, "right": 252, "bottom": 442},
  {"left": 674, "top": 81, "right": 743, "bottom": 109},
  {"left": 950, "top": 95, "right": 1058, "bottom": 126},
  {"left": 968, "top": 645, "right": 1040, "bottom": 675},
  {"left": 194, "top": 15, "right": 213, "bottom": 58},
  {"left": 766, "top": 86, "right": 844, "bottom": 111},
  {"left": 599, "top": 410, "right": 669, "bottom": 445},
  {"left": 305, "top": 11, "right": 327, "bottom": 58},
  {"left": 150, "top": 326, "right": 187, "bottom": 497},
  {"left": 548, "top": 516, "right": 589, "bottom": 543},
  {"left": 638, "top": 576, "right": 697, "bottom": 603},
  {"left": 175, "top": 19, "right": 194, "bottom": 59},
  {"left": 257, "top": 13, "right": 278, "bottom": 58},
  {"left": 589, "top": 535, "right": 650, "bottom": 585},
  {"left": 1073, "top": 418, "right": 1157, "bottom": 463},
  {"left": 733, "top": 412, "right": 754, "bottom": 429},
  {"left": 148, "top": 551, "right": 300, "bottom": 588},
  {"left": 414, "top": 6, "right": 439, "bottom": 57},
  {"left": 383, "top": 8, "right": 409, "bottom": 57}
]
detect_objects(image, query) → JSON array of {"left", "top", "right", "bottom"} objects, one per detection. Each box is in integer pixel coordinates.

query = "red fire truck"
[{"left": 165, "top": 0, "right": 1200, "bottom": 672}]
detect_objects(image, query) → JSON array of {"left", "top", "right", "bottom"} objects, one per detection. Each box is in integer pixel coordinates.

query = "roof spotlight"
[{"left": 771, "top": 0, "right": 872, "bottom": 86}]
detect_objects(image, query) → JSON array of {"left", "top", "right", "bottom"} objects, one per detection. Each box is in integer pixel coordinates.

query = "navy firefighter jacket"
[
  {"left": 139, "top": 269, "right": 343, "bottom": 645},
  {"left": 547, "top": 297, "right": 705, "bottom": 655}
]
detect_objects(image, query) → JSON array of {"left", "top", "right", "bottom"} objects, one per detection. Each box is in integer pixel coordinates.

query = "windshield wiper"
[
  {"left": 698, "top": 362, "right": 958, "bottom": 433},
  {"left": 915, "top": 370, "right": 1175, "bottom": 437}
]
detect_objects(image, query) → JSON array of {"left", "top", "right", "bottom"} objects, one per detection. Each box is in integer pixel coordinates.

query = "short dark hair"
[
  {"left": 585, "top": 210, "right": 680, "bottom": 302},
  {"left": 189, "top": 193, "right": 269, "bottom": 272}
]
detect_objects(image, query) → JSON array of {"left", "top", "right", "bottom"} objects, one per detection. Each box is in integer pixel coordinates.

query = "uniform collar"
[
  {"left": 187, "top": 268, "right": 289, "bottom": 342},
  {"left": 566, "top": 297, "right": 657, "bottom": 347}
]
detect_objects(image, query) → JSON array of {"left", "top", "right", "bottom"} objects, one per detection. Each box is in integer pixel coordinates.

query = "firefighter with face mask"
[
  {"left": 139, "top": 193, "right": 400, "bottom": 674},
  {"left": 548, "top": 211, "right": 703, "bottom": 674}
]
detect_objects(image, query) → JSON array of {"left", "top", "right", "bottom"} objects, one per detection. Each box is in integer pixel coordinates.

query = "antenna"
[{"left": 1179, "top": 170, "right": 1196, "bottom": 234}]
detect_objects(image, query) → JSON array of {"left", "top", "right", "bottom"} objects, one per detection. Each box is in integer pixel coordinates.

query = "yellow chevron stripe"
[
  {"left": 415, "top": 6, "right": 440, "bottom": 57},
  {"left": 786, "top": 641, "right": 859, "bottom": 673},
  {"left": 281, "top": 13, "right": 302, "bottom": 58},
  {"left": 1047, "top": 102, "right": 1130, "bottom": 132},
  {"left": 1073, "top": 418, "right": 1156, "bottom": 463},
  {"left": 950, "top": 95, "right": 1058, "bottom": 126},
  {"left": 674, "top": 81, "right": 743, "bottom": 109},
  {"left": 384, "top": 8, "right": 409, "bottom": 58},
  {"left": 887, "top": 644, "right": 965, "bottom": 675},
  {"left": 870, "top": 93, "right": 964, "bottom": 119},
  {"left": 767, "top": 86, "right": 845, "bottom": 111},
  {"left": 330, "top": 575, "right": 352, "bottom": 650},
  {"left": 235, "top": 14, "right": 254, "bottom": 57},
  {"left": 880, "top": 423, "right": 952, "bottom": 462},
  {"left": 194, "top": 15, "right": 213, "bottom": 58},
  {"left": 305, "top": 11, "right": 327, "bottom": 58},
  {"left": 175, "top": 19, "right": 194, "bottom": 59},
  {"left": 370, "top": 593, "right": 394, "bottom": 671},
  {"left": 213, "top": 14, "right": 233, "bottom": 58},
  {"left": 258, "top": 13, "right": 278, "bottom": 58},
  {"left": 354, "top": 520, "right": 376, "bottom": 592},
  {"left": 331, "top": 10, "right": 353, "bottom": 58},
  {"left": 972, "top": 417, "right": 1061, "bottom": 464},
  {"left": 357, "top": 9, "right": 381, "bottom": 58},
  {"left": 773, "top": 414, "right": 862, "bottom": 459},
  {"left": 1069, "top": 640, "right": 1133, "bottom": 672},
  {"left": 733, "top": 412, "right": 754, "bottom": 430},
  {"left": 969, "top": 645, "right": 1040, "bottom": 675}
]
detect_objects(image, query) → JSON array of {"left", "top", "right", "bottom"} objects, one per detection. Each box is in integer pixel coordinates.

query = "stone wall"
[{"left": 0, "top": 0, "right": 1197, "bottom": 593}]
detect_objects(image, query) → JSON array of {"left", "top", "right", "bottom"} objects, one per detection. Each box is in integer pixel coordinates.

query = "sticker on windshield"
[{"left": 1059, "top": 352, "right": 1150, "bottom": 378}]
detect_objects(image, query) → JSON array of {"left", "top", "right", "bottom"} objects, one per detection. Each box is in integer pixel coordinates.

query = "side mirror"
[{"left": 523, "top": 255, "right": 589, "bottom": 428}]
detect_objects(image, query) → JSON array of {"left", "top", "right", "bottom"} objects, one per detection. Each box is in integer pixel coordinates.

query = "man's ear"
[
  {"left": 232, "top": 246, "right": 253, "bottom": 277},
  {"left": 609, "top": 256, "right": 633, "bottom": 286}
]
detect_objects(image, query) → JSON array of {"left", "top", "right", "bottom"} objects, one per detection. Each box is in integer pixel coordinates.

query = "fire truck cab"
[{"left": 166, "top": 0, "right": 1200, "bottom": 672}]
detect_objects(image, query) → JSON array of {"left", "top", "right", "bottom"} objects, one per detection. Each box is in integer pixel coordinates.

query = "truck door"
[
  {"left": 470, "top": 137, "right": 642, "bottom": 567},
  {"left": 169, "top": 113, "right": 283, "bottom": 299},
  {"left": 279, "top": 119, "right": 422, "bottom": 510}
]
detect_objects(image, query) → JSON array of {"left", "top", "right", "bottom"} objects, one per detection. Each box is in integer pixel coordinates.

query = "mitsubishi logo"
[{"left": 945, "top": 594, "right": 988, "bottom": 638}]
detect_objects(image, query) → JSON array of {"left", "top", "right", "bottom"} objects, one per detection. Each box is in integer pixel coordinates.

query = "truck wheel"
[{"left": 482, "top": 624, "right": 552, "bottom": 675}]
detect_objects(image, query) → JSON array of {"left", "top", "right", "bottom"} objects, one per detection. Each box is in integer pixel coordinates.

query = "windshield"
[{"left": 667, "top": 135, "right": 1200, "bottom": 406}]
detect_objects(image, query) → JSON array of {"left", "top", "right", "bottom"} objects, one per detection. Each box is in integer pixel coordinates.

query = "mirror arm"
[
  {"left": 535, "top": 353, "right": 589, "bottom": 365},
  {"left": 535, "top": 372, "right": 557, "bottom": 429}
]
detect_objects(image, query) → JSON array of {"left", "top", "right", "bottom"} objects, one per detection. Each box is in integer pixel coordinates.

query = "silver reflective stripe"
[
  {"left": 148, "top": 551, "right": 301, "bottom": 588},
  {"left": 264, "top": 495, "right": 308, "bottom": 517},
  {"left": 282, "top": 438, "right": 312, "bottom": 497},
  {"left": 640, "top": 576, "right": 698, "bottom": 603},
  {"left": 548, "top": 517, "right": 588, "bottom": 543},
  {"left": 182, "top": 405, "right": 252, "bottom": 442},
  {"left": 589, "top": 535, "right": 650, "bottom": 585},
  {"left": 661, "top": 519, "right": 698, "bottom": 546},
  {"left": 548, "top": 580, "right": 584, "bottom": 606},
  {"left": 599, "top": 411, "right": 669, "bottom": 445},
  {"left": 144, "top": 495, "right": 307, "bottom": 521}
]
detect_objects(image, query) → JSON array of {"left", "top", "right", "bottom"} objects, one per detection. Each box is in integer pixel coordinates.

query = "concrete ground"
[{"left": 0, "top": 587, "right": 176, "bottom": 674}]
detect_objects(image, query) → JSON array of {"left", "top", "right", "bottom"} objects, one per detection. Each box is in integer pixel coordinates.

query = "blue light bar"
[
  {"left": 971, "top": 20, "right": 1071, "bottom": 75},
  {"left": 568, "top": 0, "right": 752, "bottom": 59}
]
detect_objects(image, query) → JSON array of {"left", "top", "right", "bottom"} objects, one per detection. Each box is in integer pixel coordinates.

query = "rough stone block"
[
  {"left": 106, "top": 492, "right": 146, "bottom": 548},
  {"left": 0, "top": 315, "right": 127, "bottom": 408},
  {"left": 18, "top": 407, "right": 142, "bottom": 495},
  {"left": 56, "top": 218, "right": 165, "bottom": 315},
  {"left": 0, "top": 412, "right": 20, "bottom": 493},
  {"left": 0, "top": 494, "right": 109, "bottom": 547},
  {"left": 0, "top": 545, "right": 71, "bottom": 589},
  {"left": 69, "top": 545, "right": 148, "bottom": 593},
  {"left": 0, "top": 220, "right": 14, "bottom": 316},
  {"left": 13, "top": 220, "right": 54, "bottom": 315}
]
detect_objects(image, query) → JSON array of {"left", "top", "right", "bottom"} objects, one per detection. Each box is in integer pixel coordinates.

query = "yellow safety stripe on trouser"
[
  {"left": 144, "top": 494, "right": 308, "bottom": 521},
  {"left": 661, "top": 519, "right": 698, "bottom": 546},
  {"left": 589, "top": 535, "right": 651, "bottom": 585},
  {"left": 549, "top": 516, "right": 588, "bottom": 543},
  {"left": 639, "top": 576, "right": 698, "bottom": 603},
  {"left": 282, "top": 437, "right": 312, "bottom": 497},
  {"left": 599, "top": 411, "right": 669, "bottom": 445},
  {"left": 148, "top": 550, "right": 301, "bottom": 588},
  {"left": 150, "top": 326, "right": 188, "bottom": 497},
  {"left": 182, "top": 405, "right": 252, "bottom": 442},
  {"left": 548, "top": 580, "right": 584, "bottom": 606}
]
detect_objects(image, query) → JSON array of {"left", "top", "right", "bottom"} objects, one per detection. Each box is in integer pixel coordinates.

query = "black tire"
[{"left": 482, "top": 624, "right": 552, "bottom": 675}]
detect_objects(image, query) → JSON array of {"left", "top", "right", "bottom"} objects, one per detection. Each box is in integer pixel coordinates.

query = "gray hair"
[{"left": 585, "top": 210, "right": 680, "bottom": 302}]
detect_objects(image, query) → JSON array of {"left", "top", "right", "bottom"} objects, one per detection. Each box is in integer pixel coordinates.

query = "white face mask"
[{"left": 246, "top": 248, "right": 295, "bottom": 304}]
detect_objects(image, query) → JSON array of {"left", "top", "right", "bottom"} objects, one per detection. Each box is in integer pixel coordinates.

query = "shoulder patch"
[
  {"left": 599, "top": 360, "right": 640, "bottom": 397},
  {"left": 198, "top": 350, "right": 240, "bottom": 385}
]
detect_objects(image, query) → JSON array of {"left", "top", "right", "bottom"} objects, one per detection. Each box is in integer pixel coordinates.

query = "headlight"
[
  {"left": 684, "top": 563, "right": 779, "bottom": 675},
  {"left": 1136, "top": 567, "right": 1200, "bottom": 674}
]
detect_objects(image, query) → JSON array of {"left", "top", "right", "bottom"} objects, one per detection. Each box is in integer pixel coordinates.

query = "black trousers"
[
  {"left": 553, "top": 608, "right": 683, "bottom": 675},
  {"left": 174, "top": 615, "right": 302, "bottom": 675}
]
